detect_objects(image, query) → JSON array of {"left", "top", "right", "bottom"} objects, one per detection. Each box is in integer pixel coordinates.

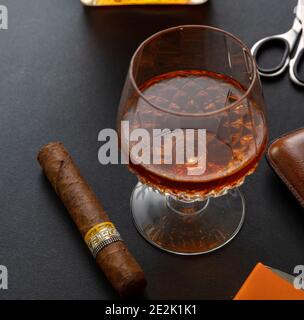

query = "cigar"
[{"left": 37, "top": 142, "right": 147, "bottom": 297}]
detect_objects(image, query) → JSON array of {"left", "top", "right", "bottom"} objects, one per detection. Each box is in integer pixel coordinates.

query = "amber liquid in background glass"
[
  {"left": 81, "top": 0, "right": 208, "bottom": 6},
  {"left": 121, "top": 70, "right": 267, "bottom": 199}
]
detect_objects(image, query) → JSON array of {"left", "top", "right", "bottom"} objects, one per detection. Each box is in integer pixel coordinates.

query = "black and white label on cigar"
[{"left": 84, "top": 222, "right": 123, "bottom": 258}]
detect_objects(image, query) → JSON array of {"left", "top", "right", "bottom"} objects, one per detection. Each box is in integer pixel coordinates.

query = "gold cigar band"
[{"left": 84, "top": 222, "right": 123, "bottom": 258}]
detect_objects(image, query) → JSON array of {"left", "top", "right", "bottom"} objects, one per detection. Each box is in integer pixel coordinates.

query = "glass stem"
[{"left": 166, "top": 196, "right": 209, "bottom": 215}]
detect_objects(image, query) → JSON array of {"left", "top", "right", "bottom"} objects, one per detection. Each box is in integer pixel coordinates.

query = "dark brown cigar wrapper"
[{"left": 37, "top": 142, "right": 146, "bottom": 297}]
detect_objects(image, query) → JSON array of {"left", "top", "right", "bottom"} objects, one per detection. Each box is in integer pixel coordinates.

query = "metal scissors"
[{"left": 251, "top": 0, "right": 304, "bottom": 86}]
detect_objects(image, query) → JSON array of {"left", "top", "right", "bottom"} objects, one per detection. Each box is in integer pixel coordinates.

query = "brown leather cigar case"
[{"left": 267, "top": 128, "right": 304, "bottom": 207}]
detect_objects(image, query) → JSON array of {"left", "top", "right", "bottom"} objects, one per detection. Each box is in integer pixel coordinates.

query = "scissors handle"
[
  {"left": 251, "top": 35, "right": 291, "bottom": 76},
  {"left": 252, "top": 28, "right": 299, "bottom": 77},
  {"left": 289, "top": 38, "right": 304, "bottom": 86}
]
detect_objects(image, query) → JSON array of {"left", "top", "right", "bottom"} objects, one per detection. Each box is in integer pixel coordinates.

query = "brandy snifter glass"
[{"left": 117, "top": 25, "right": 268, "bottom": 255}]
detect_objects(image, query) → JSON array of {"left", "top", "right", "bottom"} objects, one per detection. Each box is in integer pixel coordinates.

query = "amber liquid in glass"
[
  {"left": 121, "top": 70, "right": 267, "bottom": 199},
  {"left": 81, "top": 0, "right": 208, "bottom": 6}
]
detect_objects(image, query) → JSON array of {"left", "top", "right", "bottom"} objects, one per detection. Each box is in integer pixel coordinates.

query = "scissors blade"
[
  {"left": 298, "top": 0, "right": 304, "bottom": 46},
  {"left": 289, "top": 0, "right": 304, "bottom": 85},
  {"left": 296, "top": 0, "right": 304, "bottom": 23}
]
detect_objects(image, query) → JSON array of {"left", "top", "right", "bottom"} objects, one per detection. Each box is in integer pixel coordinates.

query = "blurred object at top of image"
[{"left": 81, "top": 0, "right": 208, "bottom": 6}]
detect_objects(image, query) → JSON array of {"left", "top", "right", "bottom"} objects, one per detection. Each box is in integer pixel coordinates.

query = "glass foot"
[{"left": 131, "top": 182, "right": 245, "bottom": 255}]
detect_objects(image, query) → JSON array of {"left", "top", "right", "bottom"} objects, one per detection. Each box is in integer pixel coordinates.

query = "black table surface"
[{"left": 0, "top": 0, "right": 303, "bottom": 300}]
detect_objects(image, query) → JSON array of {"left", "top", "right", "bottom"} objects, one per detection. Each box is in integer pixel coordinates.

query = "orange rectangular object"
[{"left": 234, "top": 263, "right": 304, "bottom": 300}]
